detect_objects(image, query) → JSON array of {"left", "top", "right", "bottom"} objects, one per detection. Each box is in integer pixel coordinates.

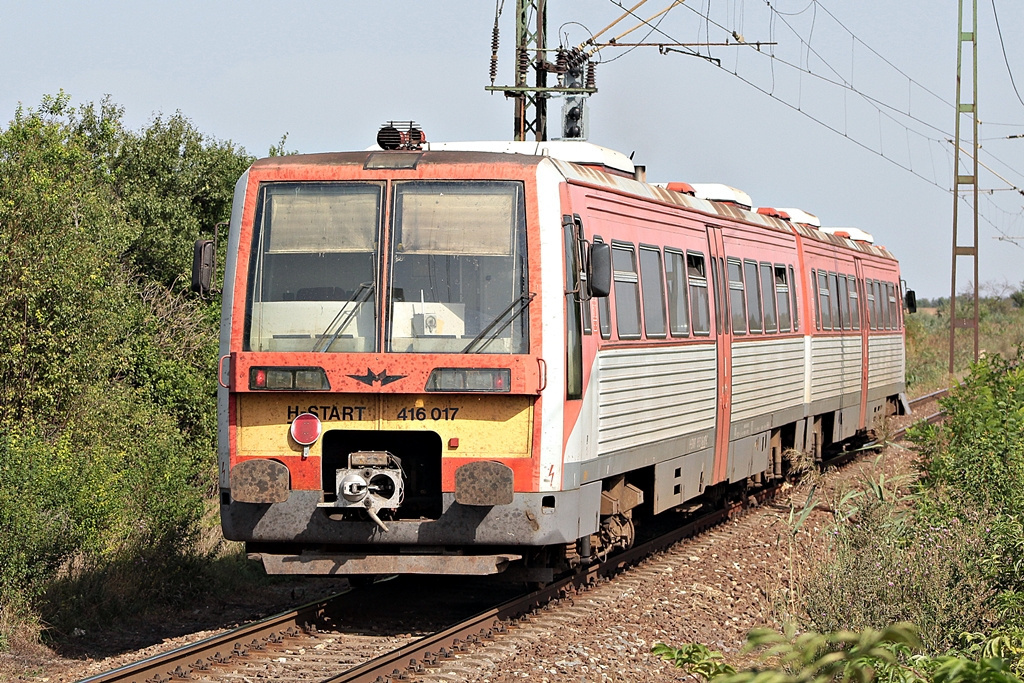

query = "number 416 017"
[{"left": 396, "top": 406, "right": 459, "bottom": 421}]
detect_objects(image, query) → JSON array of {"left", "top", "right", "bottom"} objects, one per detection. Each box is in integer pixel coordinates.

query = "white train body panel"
[
  {"left": 731, "top": 338, "right": 804, "bottom": 423},
  {"left": 596, "top": 344, "right": 718, "bottom": 455}
]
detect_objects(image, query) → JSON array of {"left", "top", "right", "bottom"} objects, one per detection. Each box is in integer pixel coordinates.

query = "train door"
[
  {"left": 854, "top": 258, "right": 869, "bottom": 429},
  {"left": 706, "top": 225, "right": 733, "bottom": 484}
]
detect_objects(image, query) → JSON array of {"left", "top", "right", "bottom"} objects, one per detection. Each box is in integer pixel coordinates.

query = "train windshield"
[
  {"left": 388, "top": 181, "right": 529, "bottom": 354},
  {"left": 245, "top": 182, "right": 382, "bottom": 353}
]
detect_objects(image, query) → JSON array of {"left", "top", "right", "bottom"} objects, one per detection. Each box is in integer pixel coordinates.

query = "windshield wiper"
[
  {"left": 312, "top": 282, "right": 374, "bottom": 352},
  {"left": 461, "top": 292, "right": 535, "bottom": 354}
]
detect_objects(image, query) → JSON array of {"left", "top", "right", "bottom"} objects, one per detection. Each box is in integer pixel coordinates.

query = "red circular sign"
[{"left": 290, "top": 413, "right": 322, "bottom": 446}]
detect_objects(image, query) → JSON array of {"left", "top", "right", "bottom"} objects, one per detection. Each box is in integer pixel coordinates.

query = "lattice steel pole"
[
  {"left": 949, "top": 0, "right": 980, "bottom": 373},
  {"left": 513, "top": 0, "right": 547, "bottom": 140}
]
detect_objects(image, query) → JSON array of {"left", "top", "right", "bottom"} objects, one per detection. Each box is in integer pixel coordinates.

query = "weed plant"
[{"left": 801, "top": 346, "right": 1024, "bottom": 660}]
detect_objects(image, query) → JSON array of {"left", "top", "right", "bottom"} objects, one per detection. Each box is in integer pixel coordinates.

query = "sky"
[{"left": 3, "top": 0, "right": 1023, "bottom": 298}]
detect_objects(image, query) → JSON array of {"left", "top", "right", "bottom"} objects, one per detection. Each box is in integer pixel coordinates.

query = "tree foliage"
[{"left": 0, "top": 92, "right": 253, "bottom": 636}]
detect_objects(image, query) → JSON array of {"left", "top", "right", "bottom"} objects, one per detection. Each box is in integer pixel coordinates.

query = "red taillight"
[
  {"left": 493, "top": 373, "right": 506, "bottom": 390},
  {"left": 290, "top": 413, "right": 322, "bottom": 446},
  {"left": 249, "top": 366, "right": 330, "bottom": 391}
]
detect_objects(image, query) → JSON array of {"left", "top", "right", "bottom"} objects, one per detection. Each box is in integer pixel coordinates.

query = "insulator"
[
  {"left": 489, "top": 24, "right": 500, "bottom": 85},
  {"left": 586, "top": 61, "right": 596, "bottom": 89},
  {"left": 556, "top": 49, "right": 567, "bottom": 74},
  {"left": 569, "top": 48, "right": 585, "bottom": 70},
  {"left": 517, "top": 47, "right": 530, "bottom": 78}
]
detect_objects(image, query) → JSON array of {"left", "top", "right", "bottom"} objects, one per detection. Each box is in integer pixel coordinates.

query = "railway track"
[
  {"left": 892, "top": 387, "right": 948, "bottom": 439},
  {"left": 79, "top": 390, "right": 950, "bottom": 683}
]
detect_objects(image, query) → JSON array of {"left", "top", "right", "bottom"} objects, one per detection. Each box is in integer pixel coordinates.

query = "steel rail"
[
  {"left": 75, "top": 593, "right": 345, "bottom": 683},
  {"left": 892, "top": 388, "right": 951, "bottom": 440}
]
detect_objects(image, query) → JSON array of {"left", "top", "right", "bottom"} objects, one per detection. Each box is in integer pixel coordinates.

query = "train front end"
[{"left": 208, "top": 145, "right": 583, "bottom": 577}]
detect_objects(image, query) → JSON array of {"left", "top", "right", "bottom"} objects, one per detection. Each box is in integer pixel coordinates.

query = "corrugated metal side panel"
[
  {"left": 810, "top": 337, "right": 863, "bottom": 402},
  {"left": 731, "top": 338, "right": 804, "bottom": 422},
  {"left": 868, "top": 335, "right": 905, "bottom": 388},
  {"left": 597, "top": 345, "right": 717, "bottom": 455}
]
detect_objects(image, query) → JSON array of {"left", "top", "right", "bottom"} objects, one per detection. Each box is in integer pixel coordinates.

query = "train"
[{"left": 192, "top": 124, "right": 913, "bottom": 581}]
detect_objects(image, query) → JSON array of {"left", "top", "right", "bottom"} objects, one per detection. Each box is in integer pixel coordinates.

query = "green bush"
[
  {"left": 0, "top": 93, "right": 252, "bottom": 647},
  {"left": 654, "top": 624, "right": 1022, "bottom": 683}
]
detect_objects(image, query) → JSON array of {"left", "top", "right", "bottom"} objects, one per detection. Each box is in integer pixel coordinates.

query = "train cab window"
[
  {"left": 595, "top": 238, "right": 612, "bottom": 339},
  {"left": 849, "top": 276, "right": 861, "bottom": 330},
  {"left": 245, "top": 181, "right": 383, "bottom": 353},
  {"left": 389, "top": 181, "right": 529, "bottom": 354},
  {"left": 612, "top": 243, "right": 642, "bottom": 339},
  {"left": 774, "top": 266, "right": 791, "bottom": 332},
  {"left": 728, "top": 259, "right": 747, "bottom": 334},
  {"left": 687, "top": 252, "right": 711, "bottom": 335},
  {"left": 837, "top": 275, "right": 851, "bottom": 330},
  {"left": 817, "top": 271, "right": 832, "bottom": 330},
  {"left": 639, "top": 246, "right": 667, "bottom": 338},
  {"left": 789, "top": 265, "right": 799, "bottom": 331},
  {"left": 760, "top": 262, "right": 778, "bottom": 333},
  {"left": 827, "top": 273, "right": 841, "bottom": 331},
  {"left": 744, "top": 260, "right": 763, "bottom": 333},
  {"left": 665, "top": 249, "right": 691, "bottom": 337}
]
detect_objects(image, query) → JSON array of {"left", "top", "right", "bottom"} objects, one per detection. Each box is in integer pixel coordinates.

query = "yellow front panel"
[
  {"left": 380, "top": 395, "right": 533, "bottom": 458},
  {"left": 237, "top": 394, "right": 382, "bottom": 457},
  {"left": 237, "top": 394, "right": 533, "bottom": 460}
]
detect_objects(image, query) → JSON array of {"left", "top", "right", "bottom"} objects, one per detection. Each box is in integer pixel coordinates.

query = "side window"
[
  {"left": 866, "top": 280, "right": 877, "bottom": 330},
  {"left": 639, "top": 246, "right": 667, "bottom": 338},
  {"left": 837, "top": 274, "right": 851, "bottom": 330},
  {"left": 760, "top": 262, "right": 778, "bottom": 333},
  {"left": 775, "top": 265, "right": 791, "bottom": 332},
  {"left": 880, "top": 280, "right": 888, "bottom": 327},
  {"left": 710, "top": 258, "right": 724, "bottom": 334},
  {"left": 595, "top": 238, "right": 611, "bottom": 339},
  {"left": 665, "top": 249, "right": 690, "bottom": 337},
  {"left": 687, "top": 252, "right": 711, "bottom": 335},
  {"left": 817, "top": 270, "right": 832, "bottom": 330},
  {"left": 849, "top": 276, "right": 860, "bottom": 330},
  {"left": 789, "top": 265, "right": 799, "bottom": 331},
  {"left": 563, "top": 216, "right": 584, "bottom": 399},
  {"left": 827, "top": 273, "right": 841, "bottom": 331},
  {"left": 728, "top": 259, "right": 747, "bottom": 334},
  {"left": 744, "top": 260, "right": 763, "bottom": 333},
  {"left": 612, "top": 243, "right": 641, "bottom": 339},
  {"left": 895, "top": 281, "right": 903, "bottom": 329},
  {"left": 878, "top": 281, "right": 889, "bottom": 330},
  {"left": 886, "top": 282, "right": 897, "bottom": 330}
]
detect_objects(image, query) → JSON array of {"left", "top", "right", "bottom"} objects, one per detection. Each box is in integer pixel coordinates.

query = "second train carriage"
[{"left": 194, "top": 134, "right": 910, "bottom": 578}]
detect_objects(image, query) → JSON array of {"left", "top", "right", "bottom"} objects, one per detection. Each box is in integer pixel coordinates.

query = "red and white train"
[{"left": 194, "top": 130, "right": 911, "bottom": 579}]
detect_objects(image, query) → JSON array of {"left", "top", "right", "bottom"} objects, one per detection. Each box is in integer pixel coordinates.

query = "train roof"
[
  {"left": 249, "top": 143, "right": 896, "bottom": 262},
  {"left": 422, "top": 140, "right": 636, "bottom": 175}
]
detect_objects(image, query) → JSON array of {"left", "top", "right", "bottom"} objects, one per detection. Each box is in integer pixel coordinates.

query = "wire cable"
[
  {"left": 989, "top": 0, "right": 1024, "bottom": 111},
  {"left": 597, "top": 0, "right": 1024, "bottom": 244}
]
